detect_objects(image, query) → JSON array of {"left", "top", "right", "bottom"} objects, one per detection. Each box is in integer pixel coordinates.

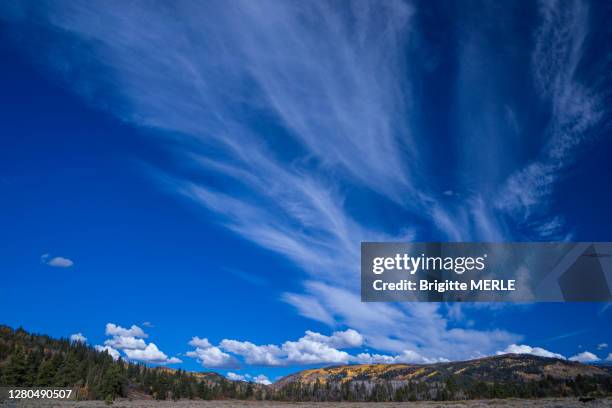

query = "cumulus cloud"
[
  {"left": 97, "top": 322, "right": 180, "bottom": 365},
  {"left": 123, "top": 343, "right": 182, "bottom": 365},
  {"left": 596, "top": 343, "right": 607, "bottom": 350},
  {"left": 217, "top": 329, "right": 363, "bottom": 366},
  {"left": 606, "top": 353, "right": 612, "bottom": 362},
  {"left": 497, "top": 344, "right": 565, "bottom": 360},
  {"left": 106, "top": 323, "right": 147, "bottom": 338},
  {"left": 70, "top": 333, "right": 87, "bottom": 343},
  {"left": 41, "top": 253, "right": 74, "bottom": 268},
  {"left": 192, "top": 329, "right": 450, "bottom": 367},
  {"left": 226, "top": 372, "right": 246, "bottom": 381},
  {"left": 186, "top": 337, "right": 238, "bottom": 368},
  {"left": 104, "top": 336, "right": 147, "bottom": 350},
  {"left": 354, "top": 350, "right": 446, "bottom": 365},
  {"left": 253, "top": 375, "right": 272, "bottom": 385},
  {"left": 95, "top": 345, "right": 120, "bottom": 361},
  {"left": 569, "top": 351, "right": 600, "bottom": 363},
  {"left": 302, "top": 329, "right": 363, "bottom": 349},
  {"left": 220, "top": 340, "right": 282, "bottom": 366}
]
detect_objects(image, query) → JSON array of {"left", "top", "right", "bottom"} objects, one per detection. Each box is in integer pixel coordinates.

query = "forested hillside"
[
  {"left": 274, "top": 355, "right": 612, "bottom": 402},
  {"left": 0, "top": 325, "right": 266, "bottom": 401}
]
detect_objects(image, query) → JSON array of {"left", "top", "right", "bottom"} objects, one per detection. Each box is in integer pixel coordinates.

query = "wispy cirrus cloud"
[{"left": 495, "top": 0, "right": 605, "bottom": 239}]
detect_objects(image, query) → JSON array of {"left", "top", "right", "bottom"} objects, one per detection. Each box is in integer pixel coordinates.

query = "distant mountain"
[
  {"left": 1, "top": 325, "right": 610, "bottom": 402},
  {"left": 273, "top": 354, "right": 611, "bottom": 401}
]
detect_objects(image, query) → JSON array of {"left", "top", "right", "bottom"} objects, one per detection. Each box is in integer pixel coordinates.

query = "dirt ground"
[{"left": 2, "top": 399, "right": 611, "bottom": 408}]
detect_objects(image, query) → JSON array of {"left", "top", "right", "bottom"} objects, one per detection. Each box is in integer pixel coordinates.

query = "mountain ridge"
[{"left": 271, "top": 354, "right": 611, "bottom": 401}]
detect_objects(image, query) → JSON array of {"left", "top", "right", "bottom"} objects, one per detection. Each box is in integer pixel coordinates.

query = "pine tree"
[
  {"left": 100, "top": 364, "right": 126, "bottom": 399},
  {"left": 3, "top": 346, "right": 27, "bottom": 385}
]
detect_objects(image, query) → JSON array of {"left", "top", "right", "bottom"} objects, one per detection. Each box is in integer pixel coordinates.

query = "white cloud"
[
  {"left": 187, "top": 337, "right": 238, "bottom": 368},
  {"left": 104, "top": 336, "right": 147, "bottom": 350},
  {"left": 226, "top": 372, "right": 246, "bottom": 381},
  {"left": 497, "top": 344, "right": 566, "bottom": 360},
  {"left": 95, "top": 345, "right": 120, "bottom": 361},
  {"left": 101, "top": 322, "right": 179, "bottom": 365},
  {"left": 281, "top": 293, "right": 334, "bottom": 326},
  {"left": 70, "top": 333, "right": 87, "bottom": 343},
  {"left": 302, "top": 329, "right": 363, "bottom": 349},
  {"left": 606, "top": 353, "right": 612, "bottom": 362},
  {"left": 287, "top": 282, "right": 520, "bottom": 361},
  {"left": 253, "top": 374, "right": 271, "bottom": 385},
  {"left": 196, "top": 329, "right": 452, "bottom": 367},
  {"left": 219, "top": 340, "right": 282, "bottom": 366},
  {"left": 123, "top": 343, "right": 182, "bottom": 365},
  {"left": 495, "top": 0, "right": 603, "bottom": 238},
  {"left": 226, "top": 372, "right": 271, "bottom": 385},
  {"left": 41, "top": 254, "right": 74, "bottom": 268},
  {"left": 189, "top": 337, "right": 213, "bottom": 349},
  {"left": 354, "top": 350, "right": 448, "bottom": 365},
  {"left": 282, "top": 337, "right": 351, "bottom": 365},
  {"left": 218, "top": 330, "right": 363, "bottom": 366},
  {"left": 353, "top": 353, "right": 397, "bottom": 364},
  {"left": 596, "top": 343, "right": 607, "bottom": 350},
  {"left": 569, "top": 351, "right": 600, "bottom": 363},
  {"left": 105, "top": 323, "right": 147, "bottom": 338}
]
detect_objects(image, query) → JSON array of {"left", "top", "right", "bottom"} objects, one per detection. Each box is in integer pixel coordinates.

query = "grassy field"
[{"left": 2, "top": 399, "right": 611, "bottom": 408}]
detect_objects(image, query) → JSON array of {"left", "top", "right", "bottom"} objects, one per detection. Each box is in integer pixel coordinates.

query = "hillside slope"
[{"left": 274, "top": 354, "right": 611, "bottom": 401}]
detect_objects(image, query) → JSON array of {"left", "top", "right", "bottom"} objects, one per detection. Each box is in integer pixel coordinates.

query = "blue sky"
[{"left": 0, "top": 0, "right": 611, "bottom": 382}]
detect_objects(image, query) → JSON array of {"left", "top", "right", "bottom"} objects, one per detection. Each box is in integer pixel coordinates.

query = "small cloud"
[
  {"left": 597, "top": 343, "right": 608, "bottom": 350},
  {"left": 142, "top": 321, "right": 154, "bottom": 328},
  {"left": 253, "top": 374, "right": 271, "bottom": 385},
  {"left": 105, "top": 335, "right": 147, "bottom": 350},
  {"left": 41, "top": 254, "right": 74, "bottom": 268},
  {"left": 496, "top": 344, "right": 565, "bottom": 360},
  {"left": 226, "top": 372, "right": 271, "bottom": 385},
  {"left": 70, "top": 333, "right": 87, "bottom": 343},
  {"left": 226, "top": 372, "right": 246, "bottom": 381},
  {"left": 443, "top": 190, "right": 454, "bottom": 196},
  {"left": 123, "top": 342, "right": 182, "bottom": 365},
  {"left": 569, "top": 351, "right": 600, "bottom": 363},
  {"left": 187, "top": 337, "right": 239, "bottom": 368},
  {"left": 105, "top": 323, "right": 147, "bottom": 338},
  {"left": 606, "top": 353, "right": 612, "bottom": 362},
  {"left": 102, "top": 322, "right": 179, "bottom": 365}
]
